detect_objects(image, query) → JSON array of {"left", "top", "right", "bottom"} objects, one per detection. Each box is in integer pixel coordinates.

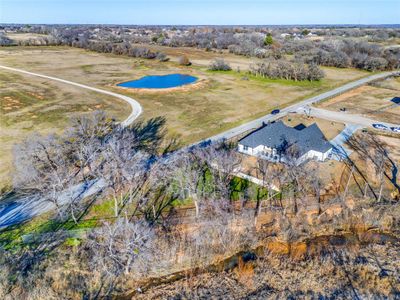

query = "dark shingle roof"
[{"left": 239, "top": 121, "right": 332, "bottom": 156}]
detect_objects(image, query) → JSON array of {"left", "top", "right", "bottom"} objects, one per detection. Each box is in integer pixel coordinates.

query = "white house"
[{"left": 238, "top": 121, "right": 333, "bottom": 165}]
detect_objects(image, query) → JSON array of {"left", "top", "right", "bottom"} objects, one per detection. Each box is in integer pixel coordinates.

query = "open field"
[
  {"left": 372, "top": 76, "right": 400, "bottom": 91},
  {"left": 5, "top": 32, "right": 50, "bottom": 42},
  {"left": 0, "top": 70, "right": 130, "bottom": 185},
  {"left": 317, "top": 78, "right": 400, "bottom": 124},
  {"left": 0, "top": 46, "right": 372, "bottom": 184}
]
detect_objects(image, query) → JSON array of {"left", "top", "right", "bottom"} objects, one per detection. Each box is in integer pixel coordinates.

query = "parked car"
[
  {"left": 390, "top": 126, "right": 400, "bottom": 133},
  {"left": 271, "top": 109, "right": 280, "bottom": 115},
  {"left": 372, "top": 124, "right": 389, "bottom": 131}
]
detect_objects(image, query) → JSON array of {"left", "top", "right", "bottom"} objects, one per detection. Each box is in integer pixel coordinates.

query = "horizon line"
[{"left": 2, "top": 23, "right": 400, "bottom": 27}]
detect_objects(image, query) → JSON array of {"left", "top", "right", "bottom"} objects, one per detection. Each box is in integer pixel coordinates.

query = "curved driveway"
[{"left": 0, "top": 65, "right": 142, "bottom": 127}]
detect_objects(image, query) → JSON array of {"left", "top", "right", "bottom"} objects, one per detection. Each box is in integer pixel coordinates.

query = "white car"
[{"left": 372, "top": 124, "right": 389, "bottom": 131}]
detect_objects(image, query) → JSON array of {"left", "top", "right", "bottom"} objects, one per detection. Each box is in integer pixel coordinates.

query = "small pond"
[{"left": 117, "top": 74, "right": 198, "bottom": 89}]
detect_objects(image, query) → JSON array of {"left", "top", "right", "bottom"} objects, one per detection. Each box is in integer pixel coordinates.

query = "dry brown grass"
[
  {"left": 5, "top": 32, "right": 49, "bottom": 42},
  {"left": 318, "top": 84, "right": 400, "bottom": 124},
  {"left": 373, "top": 76, "right": 400, "bottom": 91},
  {"left": 0, "top": 46, "right": 372, "bottom": 184},
  {"left": 0, "top": 71, "right": 129, "bottom": 185}
]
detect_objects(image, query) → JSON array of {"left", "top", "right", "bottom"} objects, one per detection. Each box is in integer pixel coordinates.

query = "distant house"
[{"left": 238, "top": 121, "right": 332, "bottom": 164}]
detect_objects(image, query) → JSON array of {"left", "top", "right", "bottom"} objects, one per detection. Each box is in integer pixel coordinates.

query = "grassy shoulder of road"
[{"left": 0, "top": 46, "right": 373, "bottom": 184}]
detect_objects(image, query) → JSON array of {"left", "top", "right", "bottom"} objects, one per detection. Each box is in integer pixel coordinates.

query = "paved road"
[
  {"left": 0, "top": 65, "right": 142, "bottom": 127},
  {"left": 0, "top": 179, "right": 107, "bottom": 229},
  {"left": 0, "top": 68, "right": 398, "bottom": 229},
  {"left": 196, "top": 70, "right": 399, "bottom": 144}
]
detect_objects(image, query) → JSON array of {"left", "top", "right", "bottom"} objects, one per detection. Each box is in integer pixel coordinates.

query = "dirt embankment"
[
  {"left": 120, "top": 198, "right": 400, "bottom": 299},
  {"left": 123, "top": 232, "right": 399, "bottom": 299}
]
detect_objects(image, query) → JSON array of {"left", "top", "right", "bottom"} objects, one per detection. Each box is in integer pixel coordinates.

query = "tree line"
[{"left": 3, "top": 25, "right": 400, "bottom": 72}]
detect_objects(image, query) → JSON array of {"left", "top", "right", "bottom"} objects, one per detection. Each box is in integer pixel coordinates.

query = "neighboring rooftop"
[{"left": 239, "top": 121, "right": 332, "bottom": 156}]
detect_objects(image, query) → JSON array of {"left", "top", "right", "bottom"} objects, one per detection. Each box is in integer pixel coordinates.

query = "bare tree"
[
  {"left": 87, "top": 218, "right": 156, "bottom": 297},
  {"left": 96, "top": 127, "right": 149, "bottom": 217},
  {"left": 255, "top": 157, "right": 277, "bottom": 218},
  {"left": 347, "top": 132, "right": 399, "bottom": 200},
  {"left": 13, "top": 134, "right": 83, "bottom": 222},
  {"left": 281, "top": 146, "right": 313, "bottom": 215},
  {"left": 171, "top": 149, "right": 205, "bottom": 217},
  {"left": 200, "top": 142, "right": 242, "bottom": 200},
  {"left": 373, "top": 149, "right": 387, "bottom": 202}
]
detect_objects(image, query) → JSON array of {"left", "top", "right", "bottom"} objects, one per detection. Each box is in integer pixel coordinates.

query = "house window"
[{"left": 243, "top": 145, "right": 249, "bottom": 151}]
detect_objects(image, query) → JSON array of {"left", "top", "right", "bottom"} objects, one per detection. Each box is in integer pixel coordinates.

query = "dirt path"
[{"left": 0, "top": 65, "right": 143, "bottom": 127}]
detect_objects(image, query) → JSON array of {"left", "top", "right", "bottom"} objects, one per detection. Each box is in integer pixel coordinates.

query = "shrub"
[
  {"left": 208, "top": 58, "right": 232, "bottom": 71},
  {"left": 156, "top": 52, "right": 169, "bottom": 62},
  {"left": 178, "top": 55, "right": 191, "bottom": 66},
  {"left": 249, "top": 60, "right": 324, "bottom": 81},
  {"left": 264, "top": 33, "right": 274, "bottom": 46}
]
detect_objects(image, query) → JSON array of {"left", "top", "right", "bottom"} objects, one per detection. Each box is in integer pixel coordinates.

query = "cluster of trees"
[
  {"left": 1, "top": 27, "right": 166, "bottom": 60},
  {"left": 250, "top": 60, "right": 325, "bottom": 81},
  {"left": 1, "top": 110, "right": 399, "bottom": 298},
  {"left": 80, "top": 41, "right": 160, "bottom": 59},
  {"left": 3, "top": 25, "right": 399, "bottom": 72},
  {"left": 1, "top": 112, "right": 259, "bottom": 297},
  {"left": 295, "top": 39, "right": 400, "bottom": 71},
  {"left": 11, "top": 112, "right": 265, "bottom": 228}
]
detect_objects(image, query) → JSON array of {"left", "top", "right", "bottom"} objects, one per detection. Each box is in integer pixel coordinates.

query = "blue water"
[{"left": 117, "top": 74, "right": 198, "bottom": 89}]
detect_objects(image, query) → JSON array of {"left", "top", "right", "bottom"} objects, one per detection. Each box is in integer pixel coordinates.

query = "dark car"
[
  {"left": 271, "top": 109, "right": 280, "bottom": 115},
  {"left": 372, "top": 124, "right": 389, "bottom": 131},
  {"left": 390, "top": 126, "right": 400, "bottom": 133}
]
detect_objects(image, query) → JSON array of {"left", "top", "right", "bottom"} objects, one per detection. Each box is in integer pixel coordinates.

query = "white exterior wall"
[
  {"left": 238, "top": 144, "right": 253, "bottom": 155},
  {"left": 238, "top": 143, "right": 281, "bottom": 161},
  {"left": 239, "top": 143, "right": 333, "bottom": 165},
  {"left": 297, "top": 148, "right": 332, "bottom": 164}
]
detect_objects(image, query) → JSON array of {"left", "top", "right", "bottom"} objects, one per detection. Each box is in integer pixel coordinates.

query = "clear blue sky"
[{"left": 1, "top": 0, "right": 399, "bottom": 25}]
